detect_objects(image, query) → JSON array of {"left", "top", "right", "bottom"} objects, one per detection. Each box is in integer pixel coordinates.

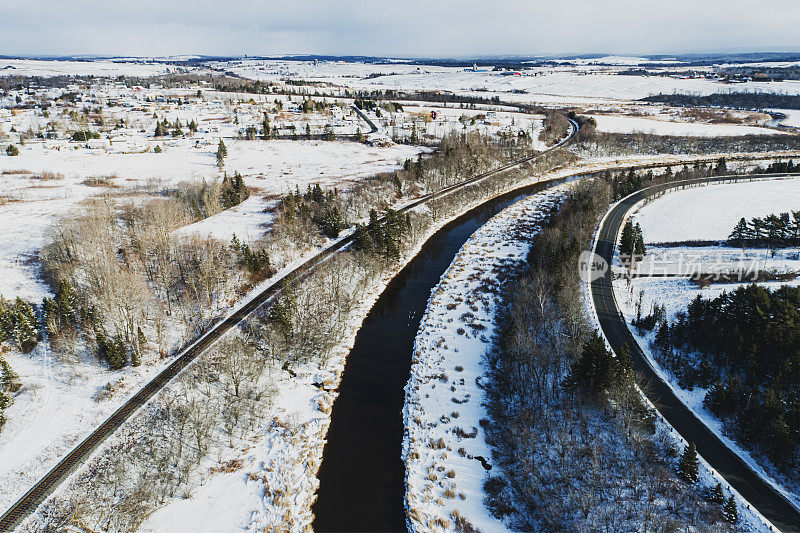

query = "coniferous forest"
[{"left": 652, "top": 285, "right": 800, "bottom": 469}]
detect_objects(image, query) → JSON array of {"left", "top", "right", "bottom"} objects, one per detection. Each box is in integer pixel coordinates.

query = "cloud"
[{"left": 2, "top": 0, "right": 799, "bottom": 57}]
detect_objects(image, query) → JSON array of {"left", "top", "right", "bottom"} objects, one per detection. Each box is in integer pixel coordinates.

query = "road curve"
[
  {"left": 350, "top": 105, "right": 379, "bottom": 135},
  {"left": 0, "top": 121, "right": 577, "bottom": 532},
  {"left": 591, "top": 173, "right": 800, "bottom": 532}
]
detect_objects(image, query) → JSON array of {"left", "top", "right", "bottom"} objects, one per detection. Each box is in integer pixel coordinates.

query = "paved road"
[
  {"left": 350, "top": 105, "right": 379, "bottom": 134},
  {"left": 591, "top": 173, "right": 800, "bottom": 532},
  {"left": 0, "top": 120, "right": 578, "bottom": 532}
]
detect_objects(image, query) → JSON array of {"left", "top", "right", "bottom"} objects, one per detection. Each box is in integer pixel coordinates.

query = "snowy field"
[
  {"left": 0, "top": 59, "right": 193, "bottom": 78},
  {"left": 404, "top": 185, "right": 568, "bottom": 532},
  {"left": 610, "top": 177, "right": 800, "bottom": 518},
  {"left": 0, "top": 139, "right": 422, "bottom": 516},
  {"left": 230, "top": 59, "right": 800, "bottom": 105},
  {"left": 590, "top": 114, "right": 784, "bottom": 137},
  {"left": 0, "top": 140, "right": 423, "bottom": 301},
  {"left": 633, "top": 176, "right": 800, "bottom": 242}
]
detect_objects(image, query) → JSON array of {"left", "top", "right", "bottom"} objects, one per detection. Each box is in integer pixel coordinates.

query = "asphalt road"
[{"left": 591, "top": 174, "right": 800, "bottom": 532}]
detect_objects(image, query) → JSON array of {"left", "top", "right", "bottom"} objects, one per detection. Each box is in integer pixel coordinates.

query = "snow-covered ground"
[
  {"left": 0, "top": 139, "right": 422, "bottom": 516},
  {"left": 635, "top": 176, "right": 800, "bottom": 242},
  {"left": 0, "top": 59, "right": 191, "bottom": 78},
  {"left": 590, "top": 114, "right": 785, "bottom": 137},
  {"left": 229, "top": 59, "right": 800, "bottom": 105},
  {"left": 0, "top": 140, "right": 423, "bottom": 300},
  {"left": 403, "top": 185, "right": 568, "bottom": 532},
  {"left": 609, "top": 177, "right": 800, "bottom": 519}
]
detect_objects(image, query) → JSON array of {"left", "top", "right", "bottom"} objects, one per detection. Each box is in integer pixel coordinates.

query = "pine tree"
[
  {"left": 619, "top": 219, "right": 636, "bottom": 259},
  {"left": 564, "top": 332, "right": 621, "bottom": 397},
  {"left": 216, "top": 139, "right": 227, "bottom": 168},
  {"left": 677, "top": 442, "right": 700, "bottom": 483},
  {"left": 0, "top": 350, "right": 19, "bottom": 393},
  {"left": 722, "top": 494, "right": 738, "bottom": 523},
  {"left": 633, "top": 223, "right": 646, "bottom": 257},
  {"left": 9, "top": 298, "right": 38, "bottom": 353},
  {"left": 749, "top": 217, "right": 764, "bottom": 246},
  {"left": 616, "top": 342, "right": 633, "bottom": 376},
  {"left": 714, "top": 157, "right": 727, "bottom": 175},
  {"left": 729, "top": 217, "right": 749, "bottom": 248},
  {"left": 708, "top": 483, "right": 725, "bottom": 505}
]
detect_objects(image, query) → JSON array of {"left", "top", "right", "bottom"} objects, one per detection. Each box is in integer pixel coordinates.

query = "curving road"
[
  {"left": 350, "top": 105, "right": 379, "bottom": 135},
  {"left": 591, "top": 173, "right": 800, "bottom": 532},
  {"left": 0, "top": 121, "right": 577, "bottom": 532}
]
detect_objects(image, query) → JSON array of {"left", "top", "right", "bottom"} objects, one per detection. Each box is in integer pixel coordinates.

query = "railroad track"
[
  {"left": 0, "top": 120, "right": 577, "bottom": 532},
  {"left": 4, "top": 121, "right": 796, "bottom": 531}
]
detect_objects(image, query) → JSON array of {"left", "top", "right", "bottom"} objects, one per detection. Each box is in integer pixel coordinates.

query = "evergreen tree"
[
  {"left": 564, "top": 332, "right": 622, "bottom": 397},
  {"left": 728, "top": 217, "right": 749, "bottom": 248},
  {"left": 262, "top": 113, "right": 270, "bottom": 139},
  {"left": 633, "top": 223, "right": 646, "bottom": 257},
  {"left": 619, "top": 220, "right": 636, "bottom": 261},
  {"left": 269, "top": 286, "right": 296, "bottom": 335},
  {"left": 677, "top": 442, "right": 700, "bottom": 483},
  {"left": 708, "top": 483, "right": 725, "bottom": 505},
  {"left": 0, "top": 353, "right": 19, "bottom": 393},
  {"left": 96, "top": 333, "right": 128, "bottom": 370},
  {"left": 0, "top": 297, "right": 39, "bottom": 353},
  {"left": 216, "top": 139, "right": 227, "bottom": 168},
  {"left": 749, "top": 217, "right": 764, "bottom": 246},
  {"left": 722, "top": 495, "right": 738, "bottom": 523},
  {"left": 6, "top": 144, "right": 19, "bottom": 156},
  {"left": 714, "top": 157, "right": 728, "bottom": 175}
]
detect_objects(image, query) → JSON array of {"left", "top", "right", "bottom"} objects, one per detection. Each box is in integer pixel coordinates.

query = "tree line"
[
  {"left": 483, "top": 179, "right": 736, "bottom": 529},
  {"left": 728, "top": 211, "right": 800, "bottom": 249},
  {"left": 651, "top": 284, "right": 800, "bottom": 470},
  {"left": 641, "top": 91, "right": 800, "bottom": 111}
]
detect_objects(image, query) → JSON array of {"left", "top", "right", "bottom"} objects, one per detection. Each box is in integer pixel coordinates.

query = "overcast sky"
[{"left": 2, "top": 0, "right": 799, "bottom": 58}]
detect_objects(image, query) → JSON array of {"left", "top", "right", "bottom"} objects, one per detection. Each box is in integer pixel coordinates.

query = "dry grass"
[
  {"left": 1, "top": 169, "right": 33, "bottom": 175},
  {"left": 83, "top": 175, "right": 120, "bottom": 188},
  {"left": 32, "top": 171, "right": 64, "bottom": 181}
]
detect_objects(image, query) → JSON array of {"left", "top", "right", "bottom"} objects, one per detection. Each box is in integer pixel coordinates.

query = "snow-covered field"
[
  {"left": 635, "top": 176, "right": 800, "bottom": 242},
  {"left": 403, "top": 185, "right": 567, "bottom": 532},
  {"left": 591, "top": 114, "right": 785, "bottom": 137},
  {"left": 0, "top": 140, "right": 423, "bottom": 299},
  {"left": 0, "top": 139, "right": 422, "bottom": 516},
  {"left": 0, "top": 59, "right": 191, "bottom": 78},
  {"left": 230, "top": 59, "right": 800, "bottom": 105},
  {"left": 610, "top": 177, "right": 800, "bottom": 519}
]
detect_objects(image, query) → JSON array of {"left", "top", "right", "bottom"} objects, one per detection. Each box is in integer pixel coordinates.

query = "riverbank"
[{"left": 403, "top": 185, "right": 569, "bottom": 531}]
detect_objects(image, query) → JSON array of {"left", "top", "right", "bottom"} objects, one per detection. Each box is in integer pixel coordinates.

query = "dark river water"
[{"left": 311, "top": 176, "right": 572, "bottom": 532}]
